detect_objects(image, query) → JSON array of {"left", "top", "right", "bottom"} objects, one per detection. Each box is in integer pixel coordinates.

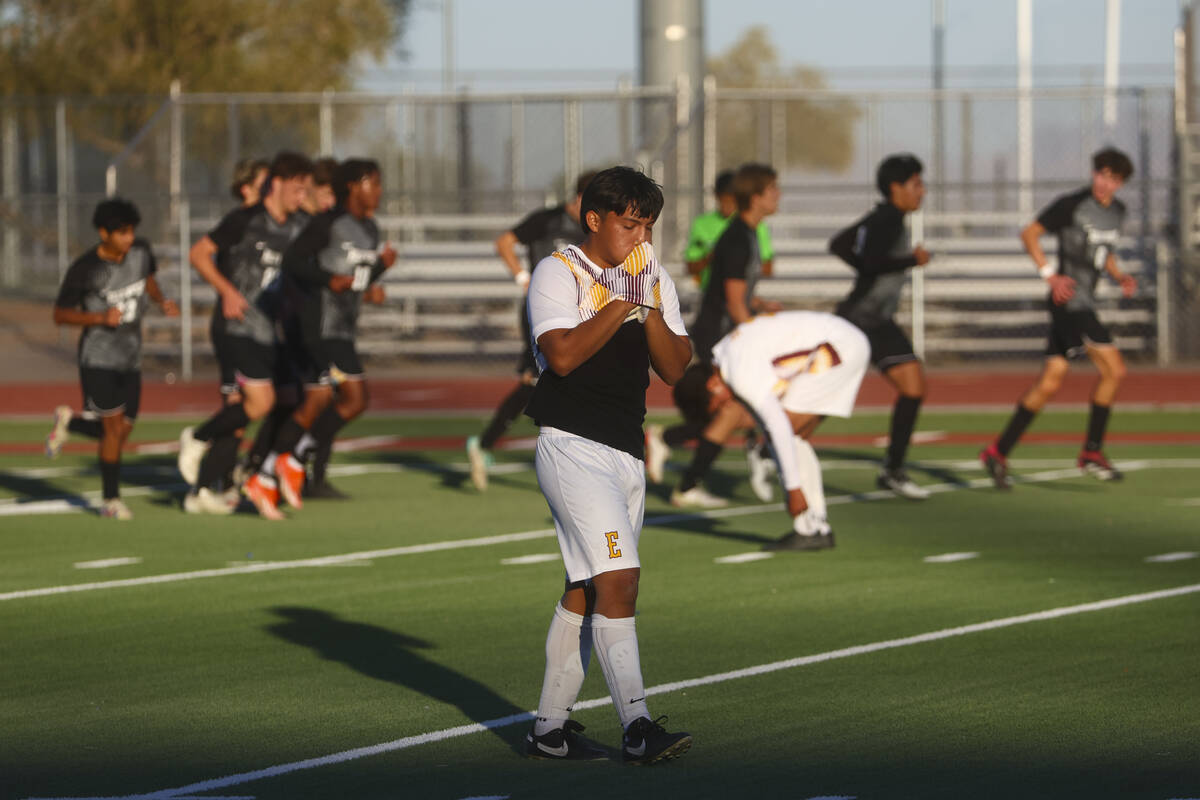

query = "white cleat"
[
  {"left": 877, "top": 468, "right": 930, "bottom": 500},
  {"left": 183, "top": 487, "right": 237, "bottom": 515},
  {"left": 745, "top": 442, "right": 775, "bottom": 502},
  {"left": 670, "top": 485, "right": 729, "bottom": 509},
  {"left": 99, "top": 498, "right": 133, "bottom": 521},
  {"left": 45, "top": 405, "right": 73, "bottom": 459},
  {"left": 177, "top": 426, "right": 209, "bottom": 486},
  {"left": 644, "top": 424, "right": 669, "bottom": 484},
  {"left": 466, "top": 435, "right": 490, "bottom": 491}
]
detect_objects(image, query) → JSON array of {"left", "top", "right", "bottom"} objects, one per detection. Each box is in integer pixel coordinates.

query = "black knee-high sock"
[
  {"left": 196, "top": 433, "right": 241, "bottom": 490},
  {"left": 480, "top": 382, "right": 536, "bottom": 450},
  {"left": 194, "top": 403, "right": 249, "bottom": 442},
  {"left": 248, "top": 405, "right": 290, "bottom": 475},
  {"left": 1084, "top": 403, "right": 1111, "bottom": 452},
  {"left": 886, "top": 395, "right": 922, "bottom": 471},
  {"left": 306, "top": 406, "right": 349, "bottom": 458},
  {"left": 69, "top": 418, "right": 103, "bottom": 439},
  {"left": 678, "top": 438, "right": 723, "bottom": 493},
  {"left": 269, "top": 417, "right": 307, "bottom": 463},
  {"left": 663, "top": 420, "right": 705, "bottom": 448},
  {"left": 996, "top": 403, "right": 1037, "bottom": 457},
  {"left": 100, "top": 459, "right": 120, "bottom": 500},
  {"left": 311, "top": 433, "right": 334, "bottom": 484}
]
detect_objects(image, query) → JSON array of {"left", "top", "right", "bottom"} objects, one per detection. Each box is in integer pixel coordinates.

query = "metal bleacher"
[{"left": 143, "top": 210, "right": 1160, "bottom": 370}]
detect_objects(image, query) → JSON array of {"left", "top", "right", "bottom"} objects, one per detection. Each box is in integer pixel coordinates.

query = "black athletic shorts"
[
  {"left": 80, "top": 367, "right": 141, "bottom": 420},
  {"left": 211, "top": 316, "right": 238, "bottom": 397},
  {"left": 319, "top": 338, "right": 365, "bottom": 386},
  {"left": 855, "top": 318, "right": 919, "bottom": 372},
  {"left": 217, "top": 333, "right": 277, "bottom": 385},
  {"left": 1047, "top": 303, "right": 1113, "bottom": 358}
]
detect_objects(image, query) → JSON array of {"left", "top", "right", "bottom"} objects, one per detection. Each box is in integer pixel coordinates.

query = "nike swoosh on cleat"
[
  {"left": 625, "top": 741, "right": 646, "bottom": 758},
  {"left": 537, "top": 741, "right": 569, "bottom": 757}
]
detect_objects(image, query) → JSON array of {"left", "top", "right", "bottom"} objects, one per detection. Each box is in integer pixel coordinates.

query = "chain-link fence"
[{"left": 0, "top": 81, "right": 1186, "bottom": 381}]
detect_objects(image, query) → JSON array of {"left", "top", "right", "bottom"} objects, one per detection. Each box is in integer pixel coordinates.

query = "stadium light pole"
[
  {"left": 1017, "top": 0, "right": 1034, "bottom": 216},
  {"left": 932, "top": 0, "right": 946, "bottom": 214},
  {"left": 1104, "top": 0, "right": 1122, "bottom": 131}
]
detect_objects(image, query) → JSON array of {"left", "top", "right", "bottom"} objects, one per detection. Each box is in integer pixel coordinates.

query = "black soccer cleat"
[
  {"left": 525, "top": 720, "right": 608, "bottom": 761},
  {"left": 764, "top": 531, "right": 835, "bottom": 552},
  {"left": 1078, "top": 450, "right": 1123, "bottom": 481},
  {"left": 622, "top": 716, "right": 692, "bottom": 765},
  {"left": 303, "top": 479, "right": 350, "bottom": 500},
  {"left": 980, "top": 445, "right": 1013, "bottom": 490}
]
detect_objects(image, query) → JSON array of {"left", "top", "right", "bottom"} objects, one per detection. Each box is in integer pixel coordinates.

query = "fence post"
[
  {"left": 320, "top": 89, "right": 334, "bottom": 155},
  {"left": 170, "top": 80, "right": 182, "bottom": 226},
  {"left": 564, "top": 98, "right": 581, "bottom": 198},
  {"left": 702, "top": 75, "right": 717, "bottom": 202},
  {"left": 910, "top": 209, "right": 926, "bottom": 361},
  {"left": 510, "top": 97, "right": 524, "bottom": 211},
  {"left": 178, "top": 199, "right": 192, "bottom": 382},
  {"left": 2, "top": 104, "right": 17, "bottom": 287},
  {"left": 55, "top": 98, "right": 69, "bottom": 279}
]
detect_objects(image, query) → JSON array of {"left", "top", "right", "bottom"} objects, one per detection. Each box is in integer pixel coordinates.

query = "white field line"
[
  {"left": 1145, "top": 552, "right": 1199, "bottom": 563},
  {"left": 3, "top": 460, "right": 1197, "bottom": 603},
  {"left": 21, "top": 582, "right": 1200, "bottom": 800},
  {"left": 74, "top": 557, "right": 142, "bottom": 570},
  {"left": 924, "top": 552, "right": 981, "bottom": 563}
]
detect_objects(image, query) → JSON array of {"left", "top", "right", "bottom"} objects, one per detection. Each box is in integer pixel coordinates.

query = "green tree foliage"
[{"left": 707, "top": 27, "right": 859, "bottom": 172}]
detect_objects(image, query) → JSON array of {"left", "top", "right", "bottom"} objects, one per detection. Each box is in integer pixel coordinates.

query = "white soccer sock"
[
  {"left": 259, "top": 452, "right": 278, "bottom": 478},
  {"left": 295, "top": 433, "right": 317, "bottom": 460},
  {"left": 590, "top": 613, "right": 650, "bottom": 729},
  {"left": 533, "top": 603, "right": 592, "bottom": 736},
  {"left": 792, "top": 435, "right": 826, "bottom": 520}
]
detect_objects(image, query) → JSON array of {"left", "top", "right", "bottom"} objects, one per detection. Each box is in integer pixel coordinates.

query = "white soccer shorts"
[{"left": 534, "top": 426, "right": 645, "bottom": 583}]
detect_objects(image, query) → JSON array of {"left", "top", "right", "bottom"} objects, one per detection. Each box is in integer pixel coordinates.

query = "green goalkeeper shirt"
[{"left": 684, "top": 210, "right": 775, "bottom": 290}]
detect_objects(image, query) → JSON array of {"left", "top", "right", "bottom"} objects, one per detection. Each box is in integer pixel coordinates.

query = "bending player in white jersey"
[{"left": 680, "top": 311, "right": 870, "bottom": 550}]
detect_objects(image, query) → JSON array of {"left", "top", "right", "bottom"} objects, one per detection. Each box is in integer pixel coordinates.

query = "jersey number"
[
  {"left": 117, "top": 296, "right": 140, "bottom": 323},
  {"left": 605, "top": 531, "right": 622, "bottom": 559},
  {"left": 260, "top": 266, "right": 280, "bottom": 289},
  {"left": 351, "top": 265, "right": 372, "bottom": 292}
]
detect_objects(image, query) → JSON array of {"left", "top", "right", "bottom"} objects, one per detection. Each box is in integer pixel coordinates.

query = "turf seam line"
[{"left": 22, "top": 582, "right": 1200, "bottom": 800}]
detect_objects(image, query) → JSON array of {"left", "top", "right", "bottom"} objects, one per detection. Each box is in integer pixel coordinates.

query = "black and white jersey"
[
  {"left": 524, "top": 243, "right": 689, "bottom": 459},
  {"left": 689, "top": 216, "right": 763, "bottom": 363},
  {"left": 1036, "top": 187, "right": 1125, "bottom": 312},
  {"left": 208, "top": 203, "right": 309, "bottom": 345},
  {"left": 55, "top": 240, "right": 157, "bottom": 371},
  {"left": 830, "top": 201, "right": 916, "bottom": 330},
  {"left": 511, "top": 204, "right": 585, "bottom": 271},
  {"left": 283, "top": 208, "right": 386, "bottom": 342}
]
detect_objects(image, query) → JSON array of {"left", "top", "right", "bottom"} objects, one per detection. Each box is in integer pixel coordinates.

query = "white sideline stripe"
[
  {"left": 1, "top": 460, "right": 1193, "bottom": 602},
  {"left": 1145, "top": 552, "right": 1199, "bottom": 563},
  {"left": 499, "top": 553, "right": 559, "bottom": 565},
  {"left": 924, "top": 552, "right": 980, "bottom": 563},
  {"left": 74, "top": 557, "right": 142, "bottom": 570},
  {"left": 23, "top": 582, "right": 1200, "bottom": 800},
  {"left": 715, "top": 552, "right": 775, "bottom": 564},
  {"left": 1167, "top": 498, "right": 1200, "bottom": 506},
  {"left": 871, "top": 430, "right": 947, "bottom": 447}
]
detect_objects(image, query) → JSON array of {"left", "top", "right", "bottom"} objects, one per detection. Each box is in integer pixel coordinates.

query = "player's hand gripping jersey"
[
  {"left": 1036, "top": 187, "right": 1126, "bottom": 312},
  {"left": 829, "top": 202, "right": 917, "bottom": 329},
  {"left": 524, "top": 242, "right": 688, "bottom": 459},
  {"left": 207, "top": 203, "right": 309, "bottom": 346},
  {"left": 282, "top": 207, "right": 389, "bottom": 342},
  {"left": 711, "top": 311, "right": 869, "bottom": 492},
  {"left": 55, "top": 240, "right": 157, "bottom": 370}
]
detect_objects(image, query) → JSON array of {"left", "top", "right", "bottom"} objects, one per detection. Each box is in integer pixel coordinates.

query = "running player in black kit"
[
  {"left": 981, "top": 148, "right": 1137, "bottom": 488},
  {"left": 829, "top": 153, "right": 932, "bottom": 500},
  {"left": 48, "top": 198, "right": 178, "bottom": 520}
]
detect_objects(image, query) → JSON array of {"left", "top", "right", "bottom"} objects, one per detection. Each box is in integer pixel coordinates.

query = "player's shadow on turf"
[
  {"left": 817, "top": 446, "right": 972, "bottom": 488},
  {"left": 264, "top": 607, "right": 532, "bottom": 753}
]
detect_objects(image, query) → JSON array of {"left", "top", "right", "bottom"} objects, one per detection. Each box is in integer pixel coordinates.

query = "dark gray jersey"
[
  {"left": 511, "top": 204, "right": 585, "bottom": 269},
  {"left": 830, "top": 202, "right": 917, "bottom": 329},
  {"left": 208, "top": 203, "right": 308, "bottom": 345},
  {"left": 283, "top": 208, "right": 384, "bottom": 342},
  {"left": 1037, "top": 188, "right": 1126, "bottom": 311},
  {"left": 55, "top": 240, "right": 157, "bottom": 371}
]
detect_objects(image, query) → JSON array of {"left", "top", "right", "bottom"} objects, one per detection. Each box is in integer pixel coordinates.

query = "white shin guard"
[
  {"left": 590, "top": 613, "right": 650, "bottom": 729},
  {"left": 533, "top": 603, "right": 591, "bottom": 735},
  {"left": 792, "top": 435, "right": 827, "bottom": 520}
]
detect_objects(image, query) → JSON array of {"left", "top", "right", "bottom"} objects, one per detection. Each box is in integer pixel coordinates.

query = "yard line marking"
[
  {"left": 2, "top": 461, "right": 1195, "bottom": 602},
  {"left": 1145, "top": 552, "right": 1198, "bottom": 563},
  {"left": 872, "top": 430, "right": 947, "bottom": 447},
  {"left": 715, "top": 552, "right": 775, "bottom": 564},
  {"left": 23, "top": 582, "right": 1200, "bottom": 800},
  {"left": 499, "top": 554, "right": 559, "bottom": 565},
  {"left": 74, "top": 557, "right": 142, "bottom": 570},
  {"left": 1166, "top": 498, "right": 1200, "bottom": 506},
  {"left": 924, "top": 552, "right": 980, "bottom": 563}
]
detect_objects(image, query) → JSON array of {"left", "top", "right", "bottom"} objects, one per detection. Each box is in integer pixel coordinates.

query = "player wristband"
[
  {"left": 514, "top": 269, "right": 531, "bottom": 288},
  {"left": 1038, "top": 263, "right": 1056, "bottom": 280}
]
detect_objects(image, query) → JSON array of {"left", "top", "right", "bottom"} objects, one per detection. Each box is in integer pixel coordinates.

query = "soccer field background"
[{"left": 1, "top": 408, "right": 1198, "bottom": 800}]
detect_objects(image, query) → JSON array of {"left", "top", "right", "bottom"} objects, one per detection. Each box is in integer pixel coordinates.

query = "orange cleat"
[
  {"left": 244, "top": 473, "right": 285, "bottom": 521},
  {"left": 275, "top": 453, "right": 306, "bottom": 509}
]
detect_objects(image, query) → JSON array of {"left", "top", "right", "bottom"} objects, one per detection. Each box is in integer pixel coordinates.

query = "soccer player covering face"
[
  {"left": 679, "top": 312, "right": 870, "bottom": 550},
  {"left": 176, "top": 152, "right": 315, "bottom": 514},
  {"left": 663, "top": 163, "right": 782, "bottom": 510},
  {"left": 464, "top": 170, "right": 595, "bottom": 491},
  {"left": 241, "top": 158, "right": 396, "bottom": 519},
  {"left": 981, "top": 148, "right": 1137, "bottom": 488},
  {"left": 522, "top": 166, "right": 693, "bottom": 764},
  {"left": 47, "top": 198, "right": 179, "bottom": 520},
  {"left": 829, "top": 153, "right": 932, "bottom": 500}
]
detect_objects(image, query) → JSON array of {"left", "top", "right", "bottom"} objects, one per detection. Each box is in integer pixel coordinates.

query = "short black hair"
[
  {"left": 672, "top": 363, "right": 715, "bottom": 425},
  {"left": 1093, "top": 147, "right": 1134, "bottom": 180},
  {"left": 269, "top": 151, "right": 315, "bottom": 182},
  {"left": 312, "top": 156, "right": 339, "bottom": 188},
  {"left": 714, "top": 169, "right": 735, "bottom": 196},
  {"left": 580, "top": 166, "right": 663, "bottom": 227},
  {"left": 230, "top": 157, "right": 269, "bottom": 201},
  {"left": 876, "top": 153, "right": 923, "bottom": 197},
  {"left": 92, "top": 198, "right": 141, "bottom": 232},
  {"left": 334, "top": 158, "right": 381, "bottom": 203}
]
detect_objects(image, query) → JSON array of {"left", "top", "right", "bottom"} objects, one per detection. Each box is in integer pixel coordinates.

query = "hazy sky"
[{"left": 364, "top": 0, "right": 1181, "bottom": 91}]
